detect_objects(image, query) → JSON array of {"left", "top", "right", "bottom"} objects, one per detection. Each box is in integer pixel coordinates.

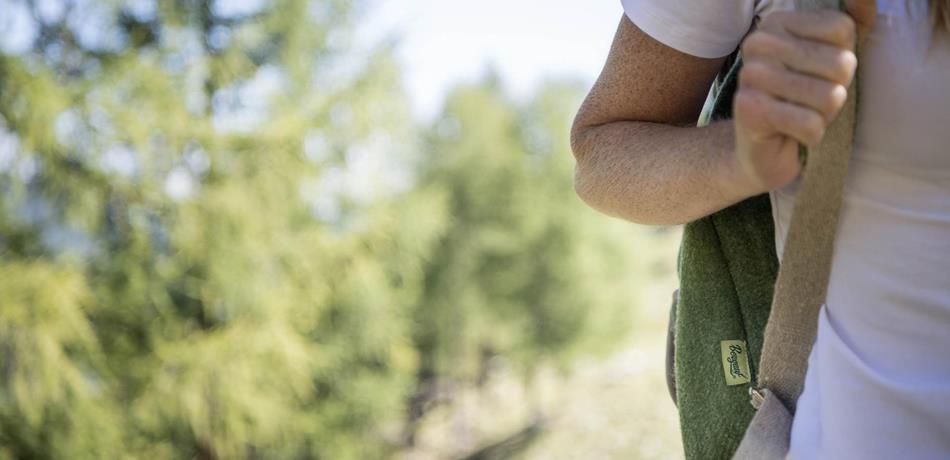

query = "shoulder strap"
[{"left": 753, "top": 0, "right": 859, "bottom": 412}]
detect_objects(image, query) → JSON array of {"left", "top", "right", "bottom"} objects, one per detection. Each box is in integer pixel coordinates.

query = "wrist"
[{"left": 718, "top": 124, "right": 767, "bottom": 202}]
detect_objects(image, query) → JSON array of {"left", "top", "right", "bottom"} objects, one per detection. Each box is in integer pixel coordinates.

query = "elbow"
[
  {"left": 569, "top": 112, "right": 589, "bottom": 167},
  {"left": 569, "top": 126, "right": 665, "bottom": 226},
  {"left": 570, "top": 107, "right": 603, "bottom": 200},
  {"left": 569, "top": 119, "right": 598, "bottom": 208},
  {"left": 573, "top": 162, "right": 648, "bottom": 224},
  {"left": 570, "top": 142, "right": 632, "bottom": 222},
  {"left": 573, "top": 162, "right": 596, "bottom": 210},
  {"left": 569, "top": 115, "right": 617, "bottom": 217}
]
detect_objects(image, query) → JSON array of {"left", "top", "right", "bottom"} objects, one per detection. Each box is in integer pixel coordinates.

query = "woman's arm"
[
  {"left": 572, "top": 9, "right": 866, "bottom": 226},
  {"left": 570, "top": 17, "right": 751, "bottom": 226}
]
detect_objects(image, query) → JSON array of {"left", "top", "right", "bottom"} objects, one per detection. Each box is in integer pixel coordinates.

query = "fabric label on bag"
[{"left": 720, "top": 340, "right": 751, "bottom": 386}]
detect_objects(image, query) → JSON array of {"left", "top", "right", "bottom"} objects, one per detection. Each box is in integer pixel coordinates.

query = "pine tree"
[
  {"left": 405, "top": 77, "right": 643, "bottom": 444},
  {"left": 0, "top": 1, "right": 430, "bottom": 458},
  {"left": 1, "top": 1, "right": 656, "bottom": 458}
]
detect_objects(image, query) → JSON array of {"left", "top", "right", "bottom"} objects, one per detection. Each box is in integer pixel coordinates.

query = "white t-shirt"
[{"left": 620, "top": 0, "right": 950, "bottom": 458}]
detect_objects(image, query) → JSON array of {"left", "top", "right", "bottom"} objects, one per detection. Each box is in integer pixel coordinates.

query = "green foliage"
[
  {"left": 414, "top": 79, "right": 638, "bottom": 385},
  {"left": 0, "top": 262, "right": 123, "bottom": 459},
  {"left": 0, "top": 1, "right": 645, "bottom": 458}
]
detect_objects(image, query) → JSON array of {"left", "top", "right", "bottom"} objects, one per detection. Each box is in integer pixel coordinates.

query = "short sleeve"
[{"left": 620, "top": 0, "right": 760, "bottom": 58}]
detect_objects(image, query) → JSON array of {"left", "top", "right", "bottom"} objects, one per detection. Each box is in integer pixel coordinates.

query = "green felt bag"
[
  {"left": 665, "top": 53, "right": 781, "bottom": 460},
  {"left": 666, "top": 2, "right": 855, "bottom": 457}
]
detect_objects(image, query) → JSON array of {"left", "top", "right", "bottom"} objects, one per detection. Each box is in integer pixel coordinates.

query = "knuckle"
[
  {"left": 829, "top": 13, "right": 857, "bottom": 44},
  {"left": 743, "top": 31, "right": 791, "bottom": 61},
  {"left": 834, "top": 50, "right": 858, "bottom": 82},
  {"left": 801, "top": 37, "right": 821, "bottom": 52},
  {"left": 741, "top": 32, "right": 768, "bottom": 56},
  {"left": 803, "top": 113, "right": 826, "bottom": 143},
  {"left": 739, "top": 61, "right": 771, "bottom": 86},
  {"left": 735, "top": 88, "right": 762, "bottom": 114},
  {"left": 840, "top": 15, "right": 858, "bottom": 43},
  {"left": 734, "top": 91, "right": 755, "bottom": 118},
  {"left": 823, "top": 84, "right": 848, "bottom": 117}
]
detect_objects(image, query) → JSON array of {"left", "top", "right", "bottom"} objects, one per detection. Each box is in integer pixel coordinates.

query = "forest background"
[{"left": 0, "top": 1, "right": 683, "bottom": 458}]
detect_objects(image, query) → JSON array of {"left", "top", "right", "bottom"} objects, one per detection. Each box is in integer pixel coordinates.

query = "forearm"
[{"left": 572, "top": 120, "right": 758, "bottom": 226}]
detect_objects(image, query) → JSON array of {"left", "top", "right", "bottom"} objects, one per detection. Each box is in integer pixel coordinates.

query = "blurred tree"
[
  {"left": 0, "top": 1, "right": 646, "bottom": 459},
  {"left": 405, "top": 77, "right": 641, "bottom": 445},
  {"left": 0, "top": 0, "right": 431, "bottom": 458}
]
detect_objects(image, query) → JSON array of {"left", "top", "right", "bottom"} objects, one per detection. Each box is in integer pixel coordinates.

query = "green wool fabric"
[{"left": 674, "top": 56, "right": 780, "bottom": 459}]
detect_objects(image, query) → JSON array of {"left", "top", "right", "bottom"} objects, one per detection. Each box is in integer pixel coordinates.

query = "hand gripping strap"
[{"left": 754, "top": 0, "right": 858, "bottom": 413}]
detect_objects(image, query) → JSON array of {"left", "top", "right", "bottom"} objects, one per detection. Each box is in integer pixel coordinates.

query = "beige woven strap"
[{"left": 754, "top": 0, "right": 858, "bottom": 413}]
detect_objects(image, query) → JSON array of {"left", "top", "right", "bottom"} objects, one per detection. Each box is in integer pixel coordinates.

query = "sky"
[
  {"left": 0, "top": 0, "right": 624, "bottom": 120},
  {"left": 0, "top": 0, "right": 626, "bottom": 221},
  {"left": 365, "top": 0, "right": 624, "bottom": 120}
]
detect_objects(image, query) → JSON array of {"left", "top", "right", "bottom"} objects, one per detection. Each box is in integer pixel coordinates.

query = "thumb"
[{"left": 845, "top": 0, "right": 877, "bottom": 43}]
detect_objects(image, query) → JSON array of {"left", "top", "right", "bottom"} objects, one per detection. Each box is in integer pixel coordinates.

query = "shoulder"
[{"left": 619, "top": 0, "right": 782, "bottom": 58}]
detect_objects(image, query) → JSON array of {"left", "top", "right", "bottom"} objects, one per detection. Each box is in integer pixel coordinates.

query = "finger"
[
  {"left": 845, "top": 0, "right": 877, "bottom": 42},
  {"left": 739, "top": 60, "right": 848, "bottom": 122},
  {"left": 759, "top": 10, "right": 857, "bottom": 48},
  {"left": 742, "top": 31, "right": 858, "bottom": 85},
  {"left": 735, "top": 86, "right": 827, "bottom": 147}
]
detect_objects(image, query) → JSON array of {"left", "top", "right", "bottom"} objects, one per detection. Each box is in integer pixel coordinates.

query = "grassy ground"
[
  {"left": 399, "top": 227, "right": 685, "bottom": 460},
  {"left": 522, "top": 299, "right": 683, "bottom": 459},
  {"left": 520, "top": 228, "right": 683, "bottom": 460}
]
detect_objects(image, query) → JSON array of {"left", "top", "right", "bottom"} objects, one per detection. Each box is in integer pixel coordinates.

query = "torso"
[
  {"left": 769, "top": 1, "right": 950, "bottom": 457},
  {"left": 619, "top": 0, "right": 950, "bottom": 455}
]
